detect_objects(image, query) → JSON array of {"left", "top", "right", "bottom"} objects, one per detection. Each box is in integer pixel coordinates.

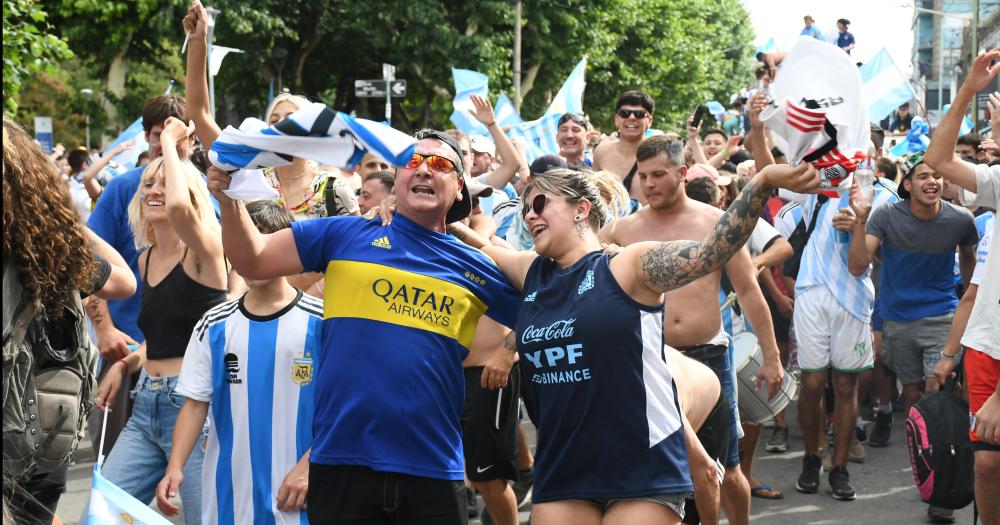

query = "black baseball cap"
[{"left": 529, "top": 154, "right": 568, "bottom": 177}]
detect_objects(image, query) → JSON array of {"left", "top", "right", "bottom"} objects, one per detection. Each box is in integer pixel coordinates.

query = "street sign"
[
  {"left": 354, "top": 80, "right": 407, "bottom": 98},
  {"left": 34, "top": 116, "right": 53, "bottom": 154}
]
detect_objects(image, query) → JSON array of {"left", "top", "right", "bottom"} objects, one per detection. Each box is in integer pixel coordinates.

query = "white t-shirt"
[
  {"left": 747, "top": 219, "right": 781, "bottom": 257},
  {"left": 958, "top": 164, "right": 1000, "bottom": 358},
  {"left": 67, "top": 176, "right": 92, "bottom": 222},
  {"left": 971, "top": 214, "right": 993, "bottom": 286}
]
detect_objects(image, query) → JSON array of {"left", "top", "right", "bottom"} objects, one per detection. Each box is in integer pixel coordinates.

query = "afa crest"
[{"left": 292, "top": 356, "right": 313, "bottom": 386}]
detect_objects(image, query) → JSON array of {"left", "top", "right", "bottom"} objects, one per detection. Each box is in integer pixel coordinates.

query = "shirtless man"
[
  {"left": 600, "top": 135, "right": 785, "bottom": 525},
  {"left": 593, "top": 90, "right": 655, "bottom": 206},
  {"left": 461, "top": 317, "right": 520, "bottom": 525}
]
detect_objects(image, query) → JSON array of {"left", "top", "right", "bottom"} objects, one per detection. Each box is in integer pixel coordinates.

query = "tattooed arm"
[{"left": 613, "top": 163, "right": 818, "bottom": 303}]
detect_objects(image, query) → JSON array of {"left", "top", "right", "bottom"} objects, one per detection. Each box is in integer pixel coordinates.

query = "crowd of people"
[{"left": 3, "top": 3, "right": 1000, "bottom": 524}]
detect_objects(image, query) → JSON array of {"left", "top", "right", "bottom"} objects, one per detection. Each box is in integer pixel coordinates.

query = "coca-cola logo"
[{"left": 521, "top": 319, "right": 576, "bottom": 344}]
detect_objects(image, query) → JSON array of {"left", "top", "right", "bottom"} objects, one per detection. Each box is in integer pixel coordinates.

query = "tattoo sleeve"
[
  {"left": 639, "top": 179, "right": 774, "bottom": 293},
  {"left": 85, "top": 296, "right": 107, "bottom": 327}
]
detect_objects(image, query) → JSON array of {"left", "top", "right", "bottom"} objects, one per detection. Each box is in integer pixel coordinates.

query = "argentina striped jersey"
[{"left": 175, "top": 291, "right": 324, "bottom": 525}]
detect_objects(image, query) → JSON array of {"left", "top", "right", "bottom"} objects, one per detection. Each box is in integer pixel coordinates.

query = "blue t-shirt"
[
  {"left": 292, "top": 214, "right": 520, "bottom": 480},
  {"left": 801, "top": 26, "right": 824, "bottom": 40},
  {"left": 837, "top": 31, "right": 855, "bottom": 52},
  {"left": 868, "top": 201, "right": 979, "bottom": 322},
  {"left": 87, "top": 167, "right": 145, "bottom": 342}
]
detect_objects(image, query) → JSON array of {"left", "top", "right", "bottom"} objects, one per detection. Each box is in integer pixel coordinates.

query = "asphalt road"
[{"left": 57, "top": 403, "right": 975, "bottom": 524}]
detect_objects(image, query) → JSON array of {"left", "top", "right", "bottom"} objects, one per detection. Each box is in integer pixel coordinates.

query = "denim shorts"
[{"left": 585, "top": 492, "right": 687, "bottom": 519}]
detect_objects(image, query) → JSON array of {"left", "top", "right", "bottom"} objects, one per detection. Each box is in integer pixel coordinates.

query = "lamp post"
[
  {"left": 205, "top": 6, "right": 221, "bottom": 117},
  {"left": 80, "top": 88, "right": 93, "bottom": 151},
  {"left": 271, "top": 47, "right": 288, "bottom": 94}
]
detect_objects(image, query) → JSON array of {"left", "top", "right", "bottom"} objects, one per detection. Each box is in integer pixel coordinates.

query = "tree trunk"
[
  {"left": 104, "top": 34, "right": 132, "bottom": 137},
  {"left": 291, "top": 15, "right": 322, "bottom": 92},
  {"left": 519, "top": 62, "right": 541, "bottom": 102}
]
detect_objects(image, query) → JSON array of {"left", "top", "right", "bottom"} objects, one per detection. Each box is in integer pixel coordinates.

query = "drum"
[{"left": 732, "top": 332, "right": 798, "bottom": 424}]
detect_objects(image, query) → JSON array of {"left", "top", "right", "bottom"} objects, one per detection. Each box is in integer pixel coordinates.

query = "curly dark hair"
[{"left": 3, "top": 117, "right": 98, "bottom": 318}]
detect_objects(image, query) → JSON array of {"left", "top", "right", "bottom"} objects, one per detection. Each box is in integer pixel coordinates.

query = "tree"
[{"left": 2, "top": 0, "right": 73, "bottom": 114}]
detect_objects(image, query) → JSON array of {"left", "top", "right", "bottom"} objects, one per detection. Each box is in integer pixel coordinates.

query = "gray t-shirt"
[{"left": 866, "top": 200, "right": 979, "bottom": 321}]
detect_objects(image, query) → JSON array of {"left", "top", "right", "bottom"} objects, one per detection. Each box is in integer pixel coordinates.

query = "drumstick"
[{"left": 720, "top": 291, "right": 738, "bottom": 312}]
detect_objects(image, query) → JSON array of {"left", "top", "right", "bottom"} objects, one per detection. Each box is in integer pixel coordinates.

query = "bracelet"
[
  {"left": 115, "top": 359, "right": 130, "bottom": 377},
  {"left": 940, "top": 351, "right": 956, "bottom": 360},
  {"left": 485, "top": 121, "right": 497, "bottom": 127}
]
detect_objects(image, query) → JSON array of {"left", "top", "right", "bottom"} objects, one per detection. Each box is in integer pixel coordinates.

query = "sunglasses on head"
[
  {"left": 558, "top": 113, "right": 588, "bottom": 128},
  {"left": 404, "top": 153, "right": 458, "bottom": 174},
  {"left": 617, "top": 108, "right": 649, "bottom": 119}
]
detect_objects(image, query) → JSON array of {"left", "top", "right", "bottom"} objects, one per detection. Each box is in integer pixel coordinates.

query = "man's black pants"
[{"left": 307, "top": 464, "right": 467, "bottom": 525}]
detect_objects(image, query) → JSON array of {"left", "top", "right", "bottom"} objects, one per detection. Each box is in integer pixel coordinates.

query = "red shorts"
[{"left": 964, "top": 348, "right": 1000, "bottom": 445}]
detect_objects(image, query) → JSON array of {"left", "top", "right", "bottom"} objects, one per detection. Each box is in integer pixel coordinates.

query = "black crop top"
[{"left": 137, "top": 246, "right": 227, "bottom": 361}]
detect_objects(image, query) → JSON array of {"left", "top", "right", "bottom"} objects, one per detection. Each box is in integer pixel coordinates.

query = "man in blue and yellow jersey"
[{"left": 209, "top": 129, "right": 521, "bottom": 524}]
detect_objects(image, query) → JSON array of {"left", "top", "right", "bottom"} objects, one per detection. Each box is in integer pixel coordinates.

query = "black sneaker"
[
  {"left": 828, "top": 466, "right": 856, "bottom": 501},
  {"left": 868, "top": 412, "right": 892, "bottom": 448},
  {"left": 855, "top": 421, "right": 868, "bottom": 444},
  {"left": 927, "top": 505, "right": 955, "bottom": 523},
  {"left": 467, "top": 487, "right": 479, "bottom": 518},
  {"left": 513, "top": 467, "right": 534, "bottom": 508},
  {"left": 796, "top": 453, "right": 822, "bottom": 494}
]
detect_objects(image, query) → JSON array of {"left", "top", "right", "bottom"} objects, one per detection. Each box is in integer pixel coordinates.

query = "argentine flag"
[
  {"left": 104, "top": 117, "right": 147, "bottom": 171},
  {"left": 450, "top": 68, "right": 490, "bottom": 136},
  {"left": 859, "top": 48, "right": 916, "bottom": 124},
  {"left": 507, "top": 56, "right": 587, "bottom": 162},
  {"left": 85, "top": 464, "right": 171, "bottom": 525},
  {"left": 942, "top": 104, "right": 976, "bottom": 135},
  {"left": 494, "top": 93, "right": 523, "bottom": 128}
]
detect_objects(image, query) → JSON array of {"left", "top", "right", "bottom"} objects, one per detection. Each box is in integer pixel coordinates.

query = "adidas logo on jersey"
[
  {"left": 524, "top": 291, "right": 537, "bottom": 302},
  {"left": 371, "top": 236, "right": 392, "bottom": 249}
]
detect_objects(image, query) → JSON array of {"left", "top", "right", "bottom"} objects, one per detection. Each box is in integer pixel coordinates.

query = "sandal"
[{"left": 751, "top": 484, "right": 784, "bottom": 500}]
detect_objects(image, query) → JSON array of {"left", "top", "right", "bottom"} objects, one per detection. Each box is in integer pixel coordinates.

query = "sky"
[{"left": 741, "top": 0, "right": 916, "bottom": 77}]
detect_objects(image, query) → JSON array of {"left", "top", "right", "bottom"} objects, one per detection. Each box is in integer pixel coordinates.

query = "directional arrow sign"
[{"left": 355, "top": 80, "right": 407, "bottom": 98}]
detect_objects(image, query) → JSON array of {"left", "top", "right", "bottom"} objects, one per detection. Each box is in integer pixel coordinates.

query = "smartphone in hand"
[{"left": 691, "top": 105, "right": 707, "bottom": 129}]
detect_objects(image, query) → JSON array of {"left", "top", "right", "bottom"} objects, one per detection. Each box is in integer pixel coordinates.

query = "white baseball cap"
[{"left": 470, "top": 136, "right": 496, "bottom": 157}]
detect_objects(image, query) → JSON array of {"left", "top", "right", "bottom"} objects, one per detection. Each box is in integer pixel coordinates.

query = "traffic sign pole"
[{"left": 383, "top": 63, "right": 395, "bottom": 124}]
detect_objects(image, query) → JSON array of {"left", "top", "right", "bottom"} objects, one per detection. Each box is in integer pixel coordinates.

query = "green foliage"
[
  {"left": 6, "top": 0, "right": 755, "bottom": 142},
  {"left": 3, "top": 0, "right": 73, "bottom": 114}
]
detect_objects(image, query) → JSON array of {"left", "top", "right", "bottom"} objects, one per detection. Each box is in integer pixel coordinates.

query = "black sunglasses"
[
  {"left": 617, "top": 108, "right": 649, "bottom": 119},
  {"left": 522, "top": 194, "right": 548, "bottom": 219}
]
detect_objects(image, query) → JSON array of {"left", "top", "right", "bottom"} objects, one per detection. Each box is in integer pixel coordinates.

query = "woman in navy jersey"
[{"left": 451, "top": 163, "right": 819, "bottom": 524}]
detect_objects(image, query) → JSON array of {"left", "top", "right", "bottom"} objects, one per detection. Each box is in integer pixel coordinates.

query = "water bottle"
[{"left": 856, "top": 157, "right": 875, "bottom": 199}]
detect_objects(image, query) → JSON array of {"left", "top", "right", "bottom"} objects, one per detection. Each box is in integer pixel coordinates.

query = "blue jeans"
[
  {"left": 100, "top": 370, "right": 205, "bottom": 524},
  {"left": 702, "top": 350, "right": 741, "bottom": 468}
]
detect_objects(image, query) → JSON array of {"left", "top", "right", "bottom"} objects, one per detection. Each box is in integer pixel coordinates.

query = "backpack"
[
  {"left": 782, "top": 194, "right": 828, "bottom": 279},
  {"left": 2, "top": 261, "right": 97, "bottom": 481},
  {"left": 904, "top": 376, "right": 975, "bottom": 510}
]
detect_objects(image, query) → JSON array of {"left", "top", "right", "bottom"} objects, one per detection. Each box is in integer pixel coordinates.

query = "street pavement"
[{"left": 58, "top": 403, "right": 975, "bottom": 524}]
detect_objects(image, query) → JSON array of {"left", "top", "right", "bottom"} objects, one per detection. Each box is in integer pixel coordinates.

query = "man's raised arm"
[{"left": 925, "top": 48, "right": 1000, "bottom": 192}]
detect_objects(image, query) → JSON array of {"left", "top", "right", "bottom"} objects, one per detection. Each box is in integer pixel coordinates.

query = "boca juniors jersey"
[{"left": 291, "top": 214, "right": 520, "bottom": 480}]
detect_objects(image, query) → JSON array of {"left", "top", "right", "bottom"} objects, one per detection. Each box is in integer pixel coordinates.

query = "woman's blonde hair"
[
  {"left": 128, "top": 157, "right": 219, "bottom": 250},
  {"left": 264, "top": 93, "right": 311, "bottom": 123},
  {"left": 585, "top": 170, "right": 631, "bottom": 222},
  {"left": 523, "top": 168, "right": 610, "bottom": 232}
]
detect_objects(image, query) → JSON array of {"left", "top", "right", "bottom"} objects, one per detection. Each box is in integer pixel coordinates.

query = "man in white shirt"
[{"left": 924, "top": 47, "right": 1000, "bottom": 525}]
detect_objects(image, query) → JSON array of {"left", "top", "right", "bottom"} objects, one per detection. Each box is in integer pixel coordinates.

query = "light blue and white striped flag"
[
  {"left": 507, "top": 57, "right": 587, "bottom": 162},
  {"left": 494, "top": 93, "right": 523, "bottom": 128},
  {"left": 942, "top": 104, "right": 975, "bottom": 135},
  {"left": 859, "top": 48, "right": 916, "bottom": 124},
  {"left": 209, "top": 102, "right": 417, "bottom": 200},
  {"left": 105, "top": 117, "right": 147, "bottom": 171},
  {"left": 85, "top": 464, "right": 172, "bottom": 525},
  {"left": 450, "top": 68, "right": 490, "bottom": 136}
]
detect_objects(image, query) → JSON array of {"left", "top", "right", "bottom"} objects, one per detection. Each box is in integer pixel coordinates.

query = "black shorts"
[
  {"left": 462, "top": 365, "right": 520, "bottom": 482},
  {"left": 696, "top": 392, "right": 731, "bottom": 467},
  {"left": 3, "top": 465, "right": 67, "bottom": 525},
  {"left": 307, "top": 464, "right": 467, "bottom": 525}
]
